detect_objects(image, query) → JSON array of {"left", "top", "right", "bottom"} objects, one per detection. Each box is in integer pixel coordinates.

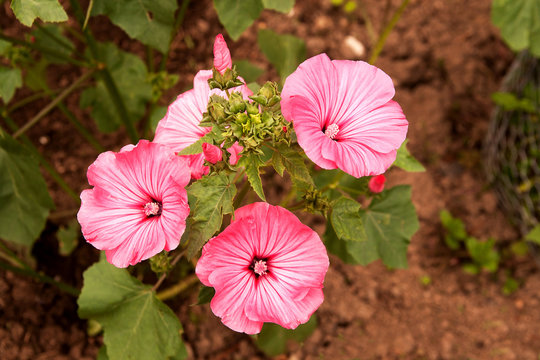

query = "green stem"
[
  {"left": 55, "top": 101, "right": 105, "bottom": 152},
  {"left": 1, "top": 115, "right": 80, "bottom": 203},
  {"left": 159, "top": 0, "right": 191, "bottom": 72},
  {"left": 357, "top": 0, "right": 376, "bottom": 43},
  {"left": 36, "top": 23, "right": 83, "bottom": 58},
  {"left": 82, "top": 0, "right": 94, "bottom": 30},
  {"left": 0, "top": 34, "right": 88, "bottom": 67},
  {"left": 156, "top": 274, "right": 199, "bottom": 301},
  {"left": 8, "top": 91, "right": 50, "bottom": 112},
  {"left": 368, "top": 0, "right": 410, "bottom": 65},
  {"left": 68, "top": 0, "right": 139, "bottom": 143},
  {"left": 13, "top": 69, "right": 96, "bottom": 138},
  {"left": 0, "top": 260, "right": 80, "bottom": 296}
]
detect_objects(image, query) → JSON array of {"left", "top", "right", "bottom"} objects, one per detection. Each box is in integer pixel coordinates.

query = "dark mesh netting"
[{"left": 484, "top": 51, "right": 540, "bottom": 260}]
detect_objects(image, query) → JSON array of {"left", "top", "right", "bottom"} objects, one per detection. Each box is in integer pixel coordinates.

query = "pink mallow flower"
[
  {"left": 368, "top": 174, "right": 386, "bottom": 193},
  {"left": 281, "top": 54, "right": 408, "bottom": 178},
  {"left": 153, "top": 34, "right": 249, "bottom": 179},
  {"left": 77, "top": 140, "right": 191, "bottom": 268},
  {"left": 196, "top": 202, "right": 329, "bottom": 334}
]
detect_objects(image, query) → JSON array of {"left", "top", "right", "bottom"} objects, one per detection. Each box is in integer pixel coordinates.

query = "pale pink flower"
[
  {"left": 368, "top": 174, "right": 386, "bottom": 193},
  {"left": 196, "top": 202, "right": 329, "bottom": 334},
  {"left": 153, "top": 34, "right": 249, "bottom": 179},
  {"left": 281, "top": 54, "right": 408, "bottom": 178},
  {"left": 77, "top": 140, "right": 190, "bottom": 268}
]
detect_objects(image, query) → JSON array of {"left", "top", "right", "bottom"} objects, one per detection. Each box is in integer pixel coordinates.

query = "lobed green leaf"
[
  {"left": 184, "top": 174, "right": 237, "bottom": 258},
  {"left": 57, "top": 219, "right": 80, "bottom": 256},
  {"left": 91, "top": 0, "right": 178, "bottom": 53},
  {"left": 261, "top": 0, "right": 295, "bottom": 13},
  {"left": 0, "top": 132, "right": 54, "bottom": 247},
  {"left": 393, "top": 140, "right": 425, "bottom": 172},
  {"left": 10, "top": 0, "right": 68, "bottom": 27},
  {"left": 80, "top": 43, "right": 152, "bottom": 133},
  {"left": 0, "top": 67, "right": 22, "bottom": 103},
  {"left": 239, "top": 154, "right": 266, "bottom": 201},
  {"left": 257, "top": 29, "right": 306, "bottom": 80},
  {"left": 255, "top": 315, "right": 317, "bottom": 356},
  {"left": 492, "top": 0, "right": 540, "bottom": 57},
  {"left": 213, "top": 0, "right": 264, "bottom": 40},
  {"left": 331, "top": 197, "right": 367, "bottom": 242},
  {"left": 78, "top": 260, "right": 187, "bottom": 360}
]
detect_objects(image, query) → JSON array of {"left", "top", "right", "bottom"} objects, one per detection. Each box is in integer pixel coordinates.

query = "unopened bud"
[
  {"left": 202, "top": 143, "right": 223, "bottom": 164},
  {"left": 229, "top": 92, "right": 246, "bottom": 113},
  {"left": 368, "top": 174, "right": 386, "bottom": 193}
]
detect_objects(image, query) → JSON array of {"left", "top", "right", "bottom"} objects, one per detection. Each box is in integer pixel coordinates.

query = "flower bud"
[
  {"left": 246, "top": 103, "right": 259, "bottom": 115},
  {"left": 368, "top": 174, "right": 386, "bottom": 193},
  {"left": 202, "top": 143, "right": 223, "bottom": 164},
  {"left": 229, "top": 92, "right": 246, "bottom": 113}
]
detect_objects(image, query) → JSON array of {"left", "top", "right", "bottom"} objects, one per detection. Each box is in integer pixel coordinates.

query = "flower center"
[
  {"left": 143, "top": 201, "right": 162, "bottom": 217},
  {"left": 252, "top": 259, "right": 268, "bottom": 277},
  {"left": 324, "top": 123, "right": 339, "bottom": 140}
]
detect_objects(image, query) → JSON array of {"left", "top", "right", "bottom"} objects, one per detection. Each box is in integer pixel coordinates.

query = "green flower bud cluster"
[
  {"left": 302, "top": 185, "right": 331, "bottom": 215},
  {"left": 200, "top": 74, "right": 292, "bottom": 160},
  {"left": 208, "top": 67, "right": 244, "bottom": 91},
  {"left": 149, "top": 251, "right": 172, "bottom": 275}
]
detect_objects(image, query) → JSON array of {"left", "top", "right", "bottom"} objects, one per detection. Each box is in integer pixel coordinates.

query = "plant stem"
[
  {"left": 151, "top": 250, "right": 186, "bottom": 292},
  {"left": 8, "top": 91, "right": 50, "bottom": 112},
  {"left": 0, "top": 260, "right": 80, "bottom": 296},
  {"left": 357, "top": 0, "right": 376, "bottom": 43},
  {"left": 1, "top": 115, "right": 80, "bottom": 203},
  {"left": 159, "top": 0, "right": 191, "bottom": 72},
  {"left": 0, "top": 34, "right": 88, "bottom": 67},
  {"left": 368, "top": 0, "right": 410, "bottom": 65},
  {"left": 156, "top": 274, "right": 199, "bottom": 301},
  {"left": 36, "top": 23, "right": 83, "bottom": 58},
  {"left": 13, "top": 69, "right": 96, "bottom": 138},
  {"left": 0, "top": 241, "right": 80, "bottom": 296},
  {"left": 82, "top": 0, "right": 94, "bottom": 30},
  {"left": 68, "top": 0, "right": 140, "bottom": 143}
]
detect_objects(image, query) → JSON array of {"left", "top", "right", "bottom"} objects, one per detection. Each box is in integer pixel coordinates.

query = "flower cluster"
[{"left": 77, "top": 34, "right": 408, "bottom": 334}]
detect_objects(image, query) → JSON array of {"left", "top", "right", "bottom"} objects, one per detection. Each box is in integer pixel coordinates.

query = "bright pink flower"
[
  {"left": 281, "top": 54, "right": 408, "bottom": 178},
  {"left": 202, "top": 142, "right": 223, "bottom": 164},
  {"left": 368, "top": 174, "right": 386, "bottom": 193},
  {"left": 227, "top": 142, "right": 243, "bottom": 165},
  {"left": 154, "top": 34, "right": 250, "bottom": 179},
  {"left": 196, "top": 202, "right": 329, "bottom": 334},
  {"left": 77, "top": 140, "right": 190, "bottom": 268}
]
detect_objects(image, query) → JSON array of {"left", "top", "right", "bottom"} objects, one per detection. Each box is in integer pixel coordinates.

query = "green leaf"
[
  {"left": 80, "top": 43, "right": 152, "bottom": 133},
  {"left": 262, "top": 0, "right": 295, "bottom": 13},
  {"left": 10, "top": 0, "right": 68, "bottom": 27},
  {"left": 491, "top": 92, "right": 536, "bottom": 112},
  {"left": 78, "top": 260, "right": 187, "bottom": 360},
  {"left": 57, "top": 219, "right": 80, "bottom": 256},
  {"left": 238, "top": 154, "right": 266, "bottom": 201},
  {"left": 255, "top": 315, "right": 317, "bottom": 357},
  {"left": 257, "top": 29, "right": 306, "bottom": 80},
  {"left": 97, "top": 346, "right": 109, "bottom": 360},
  {"left": 465, "top": 237, "right": 500, "bottom": 273},
  {"left": 31, "top": 24, "right": 74, "bottom": 64},
  {"left": 149, "top": 106, "right": 167, "bottom": 133},
  {"left": 184, "top": 174, "right": 237, "bottom": 258},
  {"left": 440, "top": 210, "right": 467, "bottom": 250},
  {"left": 213, "top": 0, "right": 264, "bottom": 40},
  {"left": 277, "top": 143, "right": 313, "bottom": 185},
  {"left": 328, "top": 186, "right": 418, "bottom": 268},
  {"left": 525, "top": 224, "right": 540, "bottom": 245},
  {"left": 233, "top": 60, "right": 265, "bottom": 83},
  {"left": 331, "top": 197, "right": 367, "bottom": 242},
  {"left": 0, "top": 133, "right": 54, "bottom": 246},
  {"left": 271, "top": 150, "right": 285, "bottom": 176},
  {"left": 393, "top": 140, "right": 425, "bottom": 172},
  {"left": 492, "top": 0, "right": 540, "bottom": 57},
  {"left": 24, "top": 58, "right": 49, "bottom": 92},
  {"left": 196, "top": 285, "right": 215, "bottom": 305},
  {"left": 0, "top": 67, "right": 22, "bottom": 103},
  {"left": 323, "top": 222, "right": 358, "bottom": 264},
  {"left": 91, "top": 0, "right": 178, "bottom": 53}
]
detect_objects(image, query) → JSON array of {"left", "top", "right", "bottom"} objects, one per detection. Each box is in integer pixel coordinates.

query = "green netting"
[{"left": 484, "top": 51, "right": 540, "bottom": 259}]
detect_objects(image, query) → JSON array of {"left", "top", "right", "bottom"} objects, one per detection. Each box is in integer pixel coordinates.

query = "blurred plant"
[{"left": 440, "top": 210, "right": 500, "bottom": 274}]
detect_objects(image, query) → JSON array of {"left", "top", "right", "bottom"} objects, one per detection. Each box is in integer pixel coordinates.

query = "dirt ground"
[{"left": 1, "top": 0, "right": 540, "bottom": 359}]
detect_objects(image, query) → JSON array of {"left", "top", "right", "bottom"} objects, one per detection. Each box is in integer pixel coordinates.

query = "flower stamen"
[
  {"left": 144, "top": 201, "right": 162, "bottom": 217},
  {"left": 252, "top": 259, "right": 268, "bottom": 276},
  {"left": 324, "top": 123, "right": 339, "bottom": 140}
]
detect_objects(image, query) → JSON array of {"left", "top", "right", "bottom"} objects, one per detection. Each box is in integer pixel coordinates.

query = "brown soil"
[{"left": 2, "top": 0, "right": 540, "bottom": 359}]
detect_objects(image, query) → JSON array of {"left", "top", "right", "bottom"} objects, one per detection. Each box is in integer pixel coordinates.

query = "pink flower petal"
[
  {"left": 78, "top": 140, "right": 190, "bottom": 268},
  {"left": 213, "top": 34, "right": 232, "bottom": 74},
  {"left": 226, "top": 142, "right": 243, "bottom": 165},
  {"left": 196, "top": 202, "right": 329, "bottom": 333},
  {"left": 281, "top": 53, "right": 408, "bottom": 178}
]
